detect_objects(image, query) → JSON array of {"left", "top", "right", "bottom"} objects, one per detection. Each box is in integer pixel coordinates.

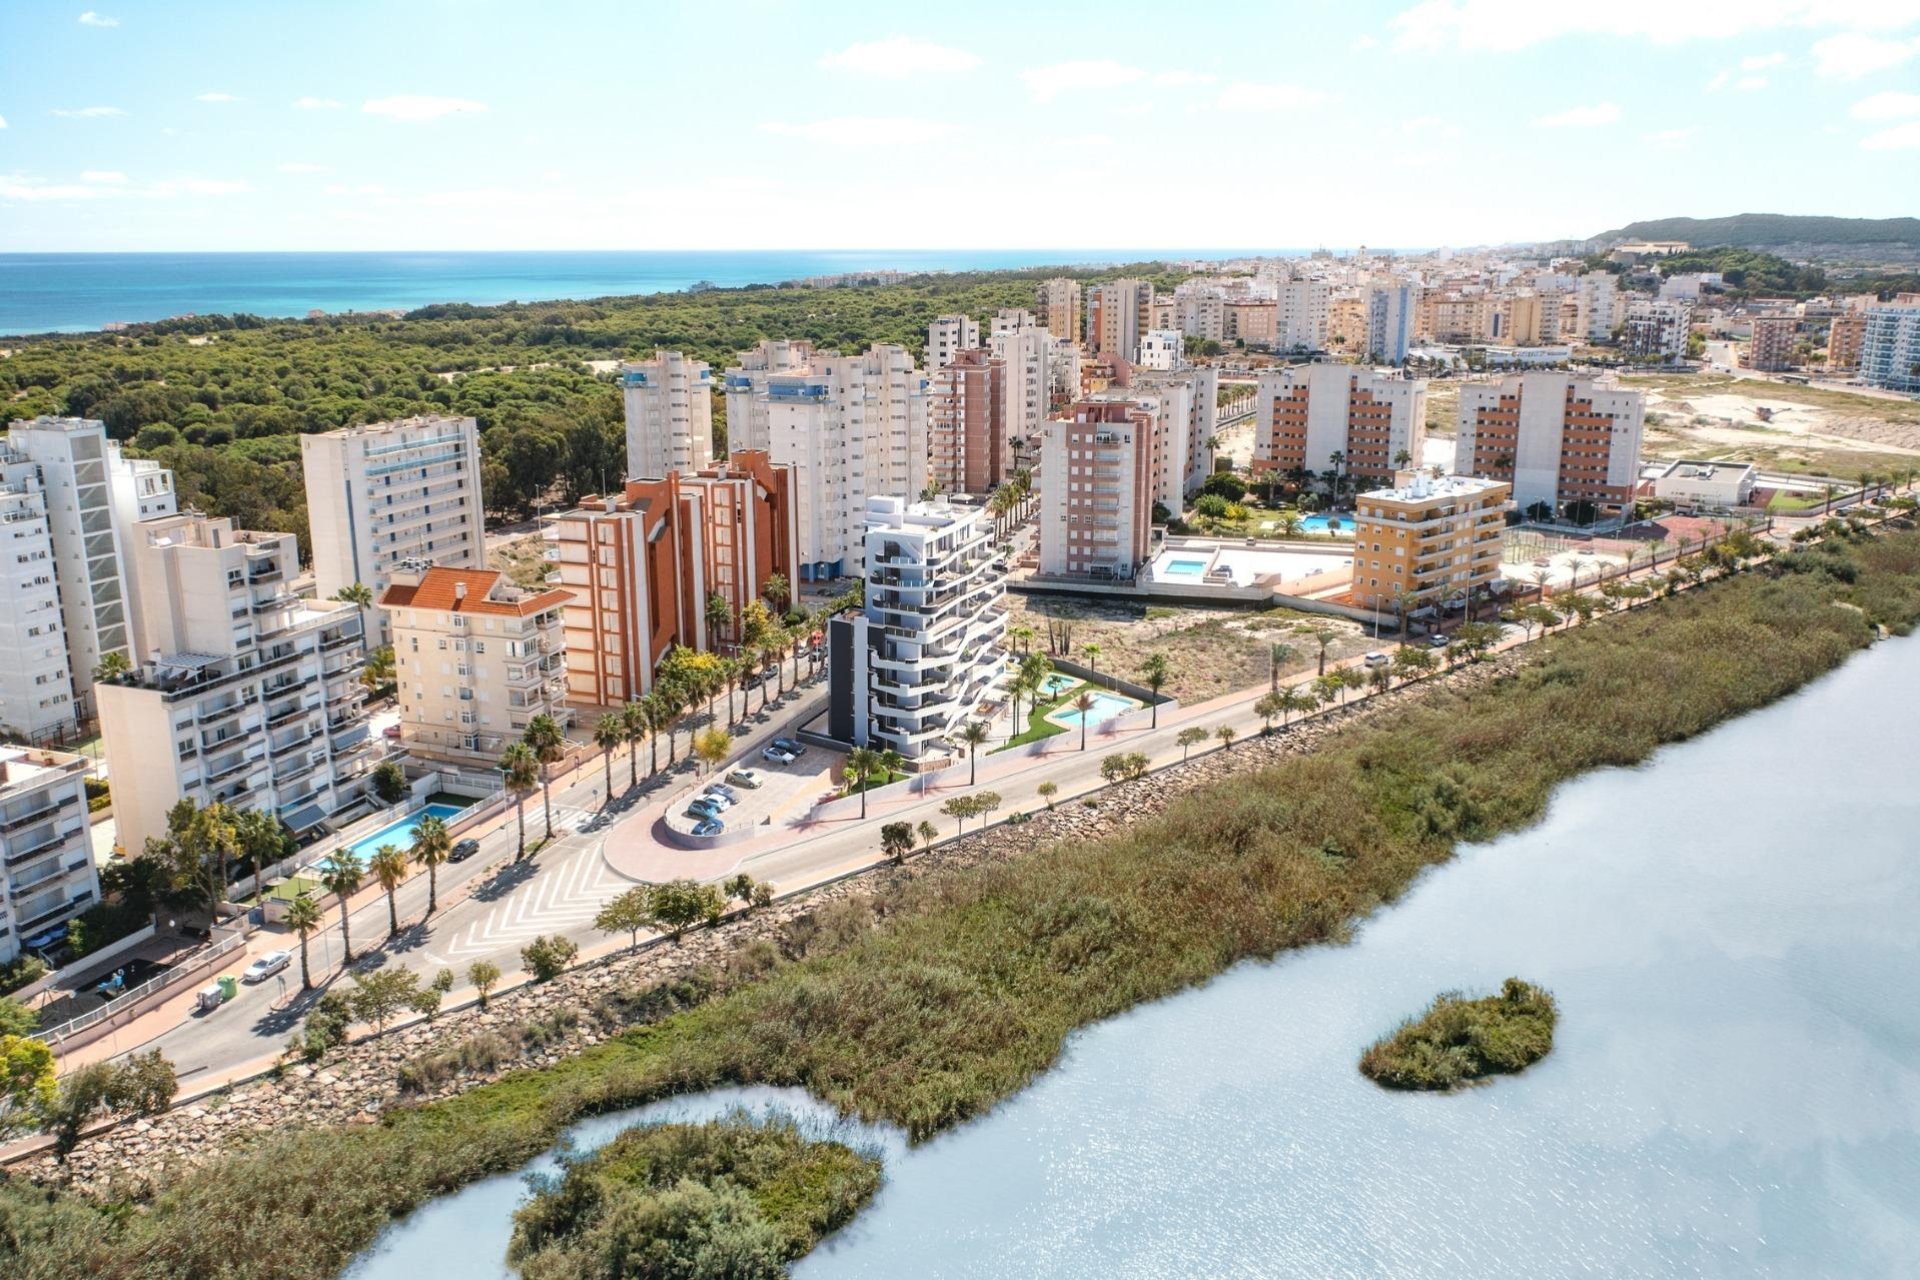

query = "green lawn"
[
  {"left": 241, "top": 874, "right": 322, "bottom": 905},
  {"left": 1768, "top": 492, "right": 1820, "bottom": 513},
  {"left": 844, "top": 769, "right": 907, "bottom": 796},
  {"left": 994, "top": 680, "right": 1087, "bottom": 752}
]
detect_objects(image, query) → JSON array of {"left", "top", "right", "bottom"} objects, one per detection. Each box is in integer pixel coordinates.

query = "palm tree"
[
  {"left": 369, "top": 843, "right": 409, "bottom": 938},
  {"left": 1073, "top": 691, "right": 1095, "bottom": 751},
  {"left": 1082, "top": 643, "right": 1103, "bottom": 688},
  {"left": 846, "top": 746, "right": 881, "bottom": 820},
  {"left": 621, "top": 701, "right": 646, "bottom": 789},
  {"left": 1139, "top": 653, "right": 1169, "bottom": 728},
  {"left": 332, "top": 582, "right": 374, "bottom": 643},
  {"left": 232, "top": 808, "right": 287, "bottom": 907},
  {"left": 1010, "top": 624, "right": 1035, "bottom": 655},
  {"left": 285, "top": 893, "right": 322, "bottom": 990},
  {"left": 317, "top": 850, "right": 364, "bottom": 964},
  {"left": 593, "top": 712, "right": 623, "bottom": 805},
  {"left": 93, "top": 650, "right": 131, "bottom": 683},
  {"left": 410, "top": 814, "right": 451, "bottom": 912},
  {"left": 522, "top": 713, "right": 566, "bottom": 839},
  {"left": 958, "top": 720, "right": 991, "bottom": 785},
  {"left": 763, "top": 571, "right": 790, "bottom": 617},
  {"left": 1216, "top": 724, "right": 1237, "bottom": 751},
  {"left": 705, "top": 591, "right": 733, "bottom": 649},
  {"left": 499, "top": 743, "right": 539, "bottom": 861},
  {"left": 640, "top": 690, "right": 669, "bottom": 774},
  {"left": 655, "top": 683, "right": 685, "bottom": 765},
  {"left": 359, "top": 643, "right": 396, "bottom": 695}
]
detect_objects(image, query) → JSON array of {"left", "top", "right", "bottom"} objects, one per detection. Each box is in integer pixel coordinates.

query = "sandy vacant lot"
[{"left": 1633, "top": 376, "right": 1920, "bottom": 465}]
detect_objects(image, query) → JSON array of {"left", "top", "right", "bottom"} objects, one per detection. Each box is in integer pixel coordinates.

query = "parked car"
[
  {"left": 699, "top": 787, "right": 736, "bottom": 808},
  {"left": 762, "top": 746, "right": 796, "bottom": 765},
  {"left": 727, "top": 768, "right": 764, "bottom": 789},
  {"left": 1362, "top": 651, "right": 1389, "bottom": 669},
  {"left": 448, "top": 837, "right": 480, "bottom": 862},
  {"left": 771, "top": 737, "right": 808, "bottom": 757},
  {"left": 692, "top": 818, "right": 724, "bottom": 837},
  {"left": 686, "top": 799, "right": 725, "bottom": 820},
  {"left": 1429, "top": 633, "right": 1450, "bottom": 648},
  {"left": 242, "top": 950, "right": 291, "bottom": 983},
  {"left": 704, "top": 782, "right": 740, "bottom": 804}
]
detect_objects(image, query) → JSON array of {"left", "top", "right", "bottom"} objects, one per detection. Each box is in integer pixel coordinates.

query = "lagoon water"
[{"left": 348, "top": 633, "right": 1920, "bottom": 1279}]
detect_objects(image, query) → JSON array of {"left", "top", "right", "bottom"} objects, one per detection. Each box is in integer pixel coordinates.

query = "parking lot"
[{"left": 660, "top": 739, "right": 839, "bottom": 840}]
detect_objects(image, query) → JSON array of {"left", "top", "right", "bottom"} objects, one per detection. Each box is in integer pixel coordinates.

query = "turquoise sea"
[{"left": 0, "top": 249, "right": 1303, "bottom": 336}]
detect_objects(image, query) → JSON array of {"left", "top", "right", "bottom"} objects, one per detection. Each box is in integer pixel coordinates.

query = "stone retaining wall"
[{"left": 22, "top": 652, "right": 1527, "bottom": 1194}]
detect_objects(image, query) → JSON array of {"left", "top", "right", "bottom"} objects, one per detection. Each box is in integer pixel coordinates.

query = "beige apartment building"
[
  {"left": 1456, "top": 372, "right": 1644, "bottom": 517},
  {"left": 988, "top": 309, "right": 1054, "bottom": 442},
  {"left": 97, "top": 513, "right": 374, "bottom": 857},
  {"left": 1036, "top": 277, "right": 1081, "bottom": 344},
  {"left": 1747, "top": 316, "right": 1797, "bottom": 371},
  {"left": 928, "top": 349, "right": 1009, "bottom": 496},
  {"left": 1327, "top": 295, "right": 1369, "bottom": 353},
  {"left": 1350, "top": 472, "right": 1511, "bottom": 613},
  {"left": 1038, "top": 400, "right": 1156, "bottom": 581},
  {"left": 1085, "top": 279, "right": 1155, "bottom": 358},
  {"left": 302, "top": 416, "right": 487, "bottom": 639},
  {"left": 621, "top": 349, "right": 714, "bottom": 480},
  {"left": 380, "top": 566, "right": 571, "bottom": 765},
  {"left": 1826, "top": 314, "right": 1865, "bottom": 371},
  {"left": 1251, "top": 364, "right": 1427, "bottom": 487},
  {"left": 544, "top": 450, "right": 797, "bottom": 710}
]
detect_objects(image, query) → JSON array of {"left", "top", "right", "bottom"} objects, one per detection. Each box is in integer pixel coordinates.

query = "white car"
[
  {"left": 242, "top": 950, "right": 292, "bottom": 983},
  {"left": 727, "top": 768, "right": 764, "bottom": 789}
]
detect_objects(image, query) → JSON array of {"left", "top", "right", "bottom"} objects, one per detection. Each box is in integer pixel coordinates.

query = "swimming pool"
[
  {"left": 1039, "top": 672, "right": 1078, "bottom": 697},
  {"left": 1052, "top": 691, "right": 1137, "bottom": 726},
  {"left": 1161, "top": 557, "right": 1210, "bottom": 577},
  {"left": 340, "top": 803, "right": 466, "bottom": 861},
  {"left": 1298, "top": 514, "right": 1347, "bottom": 534}
]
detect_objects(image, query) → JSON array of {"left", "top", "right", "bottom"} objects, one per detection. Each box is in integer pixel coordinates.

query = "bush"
[
  {"left": 371, "top": 761, "right": 408, "bottom": 806},
  {"left": 521, "top": 935, "right": 579, "bottom": 982},
  {"left": 291, "top": 992, "right": 352, "bottom": 1062},
  {"left": 1359, "top": 979, "right": 1558, "bottom": 1090},
  {"left": 0, "top": 957, "right": 47, "bottom": 1000}
]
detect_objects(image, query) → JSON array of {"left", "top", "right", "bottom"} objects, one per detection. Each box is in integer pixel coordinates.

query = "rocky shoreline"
[{"left": 22, "top": 652, "right": 1528, "bottom": 1195}]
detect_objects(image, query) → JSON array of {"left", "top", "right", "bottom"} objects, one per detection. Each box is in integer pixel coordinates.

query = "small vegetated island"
[
  {"left": 1359, "top": 979, "right": 1558, "bottom": 1091},
  {"left": 507, "top": 1113, "right": 881, "bottom": 1280}
]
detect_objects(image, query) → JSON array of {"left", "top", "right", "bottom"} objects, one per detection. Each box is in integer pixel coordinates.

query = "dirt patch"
[
  {"left": 1631, "top": 376, "right": 1920, "bottom": 464},
  {"left": 1004, "top": 593, "right": 1380, "bottom": 702},
  {"left": 487, "top": 533, "right": 552, "bottom": 590}
]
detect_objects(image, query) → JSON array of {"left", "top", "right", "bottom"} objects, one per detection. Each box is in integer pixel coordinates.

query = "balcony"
[
  {"left": 206, "top": 752, "right": 264, "bottom": 784},
  {"left": 0, "top": 802, "right": 63, "bottom": 833},
  {"left": 5, "top": 822, "right": 85, "bottom": 866},
  {"left": 267, "top": 699, "right": 318, "bottom": 729}
]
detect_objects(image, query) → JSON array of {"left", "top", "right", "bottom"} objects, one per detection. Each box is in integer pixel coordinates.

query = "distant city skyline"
[{"left": 2, "top": 0, "right": 1919, "bottom": 252}]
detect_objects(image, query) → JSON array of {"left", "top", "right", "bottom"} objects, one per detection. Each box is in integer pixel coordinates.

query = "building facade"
[
  {"left": 1350, "top": 472, "right": 1510, "bottom": 613},
  {"left": 1456, "top": 372, "right": 1645, "bottom": 516},
  {"left": 988, "top": 309, "right": 1053, "bottom": 443},
  {"left": 0, "top": 462, "right": 77, "bottom": 742},
  {"left": 0, "top": 746, "right": 98, "bottom": 962},
  {"left": 723, "top": 343, "right": 928, "bottom": 580},
  {"left": 826, "top": 496, "right": 1005, "bottom": 761},
  {"left": 928, "top": 349, "right": 1009, "bottom": 496},
  {"left": 1860, "top": 300, "right": 1920, "bottom": 395},
  {"left": 621, "top": 349, "right": 714, "bottom": 480},
  {"left": 1085, "top": 279, "right": 1155, "bottom": 358},
  {"left": 1623, "top": 299, "right": 1691, "bottom": 360},
  {"left": 1650, "top": 460, "right": 1758, "bottom": 509},
  {"left": 301, "top": 416, "right": 487, "bottom": 638},
  {"left": 1367, "top": 284, "right": 1414, "bottom": 364},
  {"left": 1038, "top": 401, "right": 1156, "bottom": 580},
  {"left": 1747, "top": 316, "right": 1797, "bottom": 371},
  {"left": 927, "top": 314, "right": 980, "bottom": 372},
  {"left": 1826, "top": 314, "right": 1865, "bottom": 372},
  {"left": 380, "top": 566, "right": 571, "bottom": 765},
  {"left": 97, "top": 513, "right": 375, "bottom": 858},
  {"left": 545, "top": 451, "right": 797, "bottom": 710},
  {"left": 1251, "top": 364, "right": 1427, "bottom": 488},
  {"left": 1036, "top": 278, "right": 1081, "bottom": 345},
  {"left": 1134, "top": 363, "right": 1220, "bottom": 499}
]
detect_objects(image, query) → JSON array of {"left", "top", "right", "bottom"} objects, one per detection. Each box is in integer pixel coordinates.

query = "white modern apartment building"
[
  {"left": 1580, "top": 272, "right": 1621, "bottom": 341},
  {"left": 1136, "top": 329, "right": 1183, "bottom": 370},
  {"left": 1038, "top": 400, "right": 1157, "bottom": 581},
  {"left": 97, "top": 513, "right": 376, "bottom": 859},
  {"left": 3, "top": 418, "right": 178, "bottom": 723},
  {"left": 1132, "top": 362, "right": 1221, "bottom": 500},
  {"left": 927, "top": 314, "right": 981, "bottom": 371},
  {"left": 0, "top": 463, "right": 77, "bottom": 742},
  {"left": 0, "top": 745, "right": 99, "bottom": 961},
  {"left": 723, "top": 343, "right": 928, "bottom": 581},
  {"left": 988, "top": 309, "right": 1053, "bottom": 442},
  {"left": 380, "top": 564, "right": 571, "bottom": 765},
  {"left": 1251, "top": 364, "right": 1427, "bottom": 489},
  {"left": 826, "top": 496, "right": 1006, "bottom": 761},
  {"left": 1456, "top": 371, "right": 1645, "bottom": 516},
  {"left": 621, "top": 349, "right": 713, "bottom": 479},
  {"left": 1623, "top": 299, "right": 1691, "bottom": 361},
  {"left": 1277, "top": 279, "right": 1331, "bottom": 350},
  {"left": 301, "top": 416, "right": 487, "bottom": 638},
  {"left": 1860, "top": 298, "right": 1920, "bottom": 395},
  {"left": 1367, "top": 283, "right": 1415, "bottom": 364}
]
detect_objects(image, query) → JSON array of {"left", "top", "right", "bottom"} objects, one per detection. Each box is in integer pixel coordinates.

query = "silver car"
[{"left": 242, "top": 950, "right": 292, "bottom": 983}]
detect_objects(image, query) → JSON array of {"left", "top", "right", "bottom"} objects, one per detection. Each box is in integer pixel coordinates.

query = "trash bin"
[{"left": 217, "top": 974, "right": 238, "bottom": 1001}]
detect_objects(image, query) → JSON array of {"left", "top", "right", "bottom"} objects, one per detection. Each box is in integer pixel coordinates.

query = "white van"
[{"left": 1363, "top": 652, "right": 1390, "bottom": 669}]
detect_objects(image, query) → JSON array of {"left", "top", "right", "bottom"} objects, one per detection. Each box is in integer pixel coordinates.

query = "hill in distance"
[{"left": 1593, "top": 213, "right": 1920, "bottom": 249}]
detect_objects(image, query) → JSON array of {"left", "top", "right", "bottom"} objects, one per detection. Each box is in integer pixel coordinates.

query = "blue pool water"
[
  {"left": 1161, "top": 558, "right": 1210, "bottom": 577},
  {"left": 1053, "top": 691, "right": 1136, "bottom": 726},
  {"left": 1298, "top": 514, "right": 1344, "bottom": 533},
  {"left": 340, "top": 803, "right": 466, "bottom": 861},
  {"left": 1039, "top": 673, "right": 1078, "bottom": 697}
]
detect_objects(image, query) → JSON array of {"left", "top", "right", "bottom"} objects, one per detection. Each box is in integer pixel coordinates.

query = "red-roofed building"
[{"left": 380, "top": 565, "right": 573, "bottom": 763}]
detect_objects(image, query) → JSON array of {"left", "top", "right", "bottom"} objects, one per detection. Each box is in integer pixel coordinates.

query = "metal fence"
[{"left": 34, "top": 927, "right": 247, "bottom": 1046}]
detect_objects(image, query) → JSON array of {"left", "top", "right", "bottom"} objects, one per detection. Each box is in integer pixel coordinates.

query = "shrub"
[
  {"left": 521, "top": 935, "right": 579, "bottom": 982},
  {"left": 1359, "top": 979, "right": 1558, "bottom": 1090}
]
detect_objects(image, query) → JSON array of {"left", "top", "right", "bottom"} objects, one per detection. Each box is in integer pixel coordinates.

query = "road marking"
[{"left": 426, "top": 834, "right": 623, "bottom": 963}]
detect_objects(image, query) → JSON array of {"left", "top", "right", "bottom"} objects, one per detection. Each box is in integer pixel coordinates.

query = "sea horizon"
[{"left": 0, "top": 247, "right": 1359, "bottom": 337}]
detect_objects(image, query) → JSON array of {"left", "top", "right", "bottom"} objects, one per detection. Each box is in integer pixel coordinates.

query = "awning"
[{"left": 281, "top": 803, "right": 327, "bottom": 834}]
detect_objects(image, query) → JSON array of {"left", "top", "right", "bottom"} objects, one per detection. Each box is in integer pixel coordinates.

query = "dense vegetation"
[
  {"left": 1598, "top": 213, "right": 1920, "bottom": 250},
  {"left": 507, "top": 1113, "right": 881, "bottom": 1280},
  {"left": 4, "top": 530, "right": 1919, "bottom": 1279},
  {"left": 0, "top": 266, "right": 1158, "bottom": 549},
  {"left": 1358, "top": 979, "right": 1557, "bottom": 1090}
]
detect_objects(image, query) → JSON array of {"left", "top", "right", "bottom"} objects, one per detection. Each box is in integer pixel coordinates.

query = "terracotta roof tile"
[{"left": 378, "top": 567, "right": 571, "bottom": 617}]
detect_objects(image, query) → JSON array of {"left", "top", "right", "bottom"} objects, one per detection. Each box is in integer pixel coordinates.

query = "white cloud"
[
  {"left": 277, "top": 161, "right": 328, "bottom": 173},
  {"left": 1812, "top": 32, "right": 1920, "bottom": 78},
  {"left": 1153, "top": 70, "right": 1218, "bottom": 87},
  {"left": 1741, "top": 51, "right": 1787, "bottom": 69},
  {"left": 1352, "top": 33, "right": 1379, "bottom": 50},
  {"left": 1736, "top": 74, "right": 1770, "bottom": 90},
  {"left": 1402, "top": 115, "right": 1463, "bottom": 139},
  {"left": 817, "top": 36, "right": 979, "bottom": 78},
  {"left": 1533, "top": 101, "right": 1621, "bottom": 128},
  {"left": 80, "top": 169, "right": 127, "bottom": 183},
  {"left": 1707, "top": 69, "right": 1732, "bottom": 90},
  {"left": 1391, "top": 1, "right": 1920, "bottom": 52},
  {"left": 195, "top": 91, "right": 238, "bottom": 103},
  {"left": 362, "top": 95, "right": 487, "bottom": 122},
  {"left": 1215, "top": 82, "right": 1327, "bottom": 111},
  {"left": 0, "top": 115, "right": 8, "bottom": 130},
  {"left": 293, "top": 96, "right": 343, "bottom": 110},
  {"left": 77, "top": 11, "right": 118, "bottom": 27},
  {"left": 1062, "top": 131, "right": 1116, "bottom": 146},
  {"left": 49, "top": 106, "right": 124, "bottom": 118},
  {"left": 1021, "top": 59, "right": 1147, "bottom": 102},
  {"left": 0, "top": 170, "right": 245, "bottom": 202},
  {"left": 1853, "top": 90, "right": 1920, "bottom": 119},
  {"left": 0, "top": 174, "right": 117, "bottom": 201},
  {"left": 1860, "top": 120, "right": 1920, "bottom": 149},
  {"left": 759, "top": 116, "right": 954, "bottom": 146},
  {"left": 1645, "top": 127, "right": 1697, "bottom": 148},
  {"left": 147, "top": 177, "right": 252, "bottom": 197}
]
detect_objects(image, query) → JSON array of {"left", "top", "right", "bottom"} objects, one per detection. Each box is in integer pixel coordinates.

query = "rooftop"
[
  {"left": 311, "top": 414, "right": 476, "bottom": 439},
  {"left": 0, "top": 745, "right": 88, "bottom": 794},
  {"left": 1361, "top": 472, "right": 1508, "bottom": 504},
  {"left": 380, "top": 565, "right": 571, "bottom": 617}
]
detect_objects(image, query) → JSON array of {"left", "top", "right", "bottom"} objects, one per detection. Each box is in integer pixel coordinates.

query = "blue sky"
[{"left": 2, "top": 0, "right": 1918, "bottom": 252}]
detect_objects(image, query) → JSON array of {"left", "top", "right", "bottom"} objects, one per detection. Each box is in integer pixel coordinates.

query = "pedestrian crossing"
[{"left": 426, "top": 821, "right": 623, "bottom": 963}]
